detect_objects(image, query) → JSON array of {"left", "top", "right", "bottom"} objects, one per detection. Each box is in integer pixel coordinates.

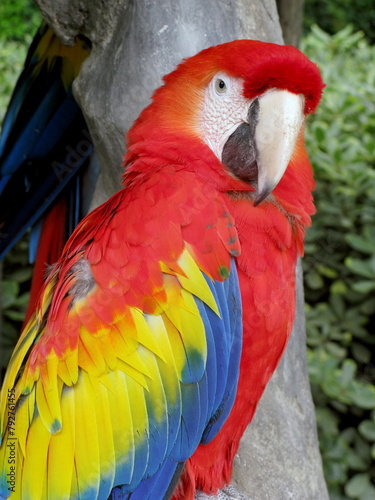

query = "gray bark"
[{"left": 35, "top": 0, "right": 328, "bottom": 498}]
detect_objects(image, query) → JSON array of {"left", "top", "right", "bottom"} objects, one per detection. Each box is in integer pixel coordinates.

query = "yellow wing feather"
[
  {"left": 73, "top": 371, "right": 101, "bottom": 499},
  {"left": 21, "top": 413, "right": 51, "bottom": 499},
  {"left": 47, "top": 385, "right": 75, "bottom": 500},
  {"left": 0, "top": 247, "right": 219, "bottom": 499}
]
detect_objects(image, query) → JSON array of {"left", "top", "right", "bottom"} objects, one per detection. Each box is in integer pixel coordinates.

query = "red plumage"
[{"left": 23, "top": 198, "right": 68, "bottom": 326}]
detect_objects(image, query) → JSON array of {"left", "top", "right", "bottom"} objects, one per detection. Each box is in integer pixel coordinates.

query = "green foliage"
[
  {"left": 0, "top": 241, "right": 32, "bottom": 380},
  {"left": 0, "top": 0, "right": 40, "bottom": 42},
  {"left": 302, "top": 26, "right": 375, "bottom": 499},
  {"left": 0, "top": 1, "right": 41, "bottom": 122},
  {"left": 0, "top": 39, "right": 28, "bottom": 123},
  {"left": 304, "top": 0, "right": 375, "bottom": 43}
]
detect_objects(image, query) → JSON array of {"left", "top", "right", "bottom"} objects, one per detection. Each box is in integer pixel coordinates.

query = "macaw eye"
[{"left": 215, "top": 78, "right": 227, "bottom": 94}]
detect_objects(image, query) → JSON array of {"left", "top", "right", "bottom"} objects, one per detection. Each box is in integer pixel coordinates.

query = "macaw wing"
[
  {"left": 0, "top": 181, "right": 243, "bottom": 500},
  {"left": 0, "top": 23, "right": 92, "bottom": 259}
]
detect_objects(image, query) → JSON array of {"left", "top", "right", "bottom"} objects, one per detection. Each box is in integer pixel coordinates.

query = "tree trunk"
[
  {"left": 276, "top": 0, "right": 305, "bottom": 46},
  {"left": 35, "top": 1, "right": 328, "bottom": 498}
]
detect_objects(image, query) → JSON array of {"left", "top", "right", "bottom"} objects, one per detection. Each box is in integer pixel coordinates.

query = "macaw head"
[{"left": 125, "top": 40, "right": 324, "bottom": 205}]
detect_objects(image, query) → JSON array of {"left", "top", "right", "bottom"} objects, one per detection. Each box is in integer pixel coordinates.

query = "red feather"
[{"left": 23, "top": 198, "right": 67, "bottom": 326}]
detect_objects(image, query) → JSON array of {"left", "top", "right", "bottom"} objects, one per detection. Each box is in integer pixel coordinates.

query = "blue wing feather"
[
  {"left": 201, "top": 271, "right": 243, "bottom": 444},
  {"left": 0, "top": 80, "right": 65, "bottom": 184},
  {"left": 112, "top": 261, "right": 242, "bottom": 498},
  {"left": 0, "top": 24, "right": 94, "bottom": 260}
]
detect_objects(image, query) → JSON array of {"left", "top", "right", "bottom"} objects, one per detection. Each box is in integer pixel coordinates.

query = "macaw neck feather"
[{"left": 123, "top": 127, "right": 315, "bottom": 256}]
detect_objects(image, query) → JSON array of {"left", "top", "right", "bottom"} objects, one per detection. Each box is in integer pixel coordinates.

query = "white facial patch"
[{"left": 200, "top": 73, "right": 251, "bottom": 160}]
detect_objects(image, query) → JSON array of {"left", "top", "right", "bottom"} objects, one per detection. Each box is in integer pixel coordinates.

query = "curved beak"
[{"left": 253, "top": 90, "right": 304, "bottom": 205}]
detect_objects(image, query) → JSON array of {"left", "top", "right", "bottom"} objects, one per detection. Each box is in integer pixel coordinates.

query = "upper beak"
[{"left": 253, "top": 90, "right": 304, "bottom": 205}]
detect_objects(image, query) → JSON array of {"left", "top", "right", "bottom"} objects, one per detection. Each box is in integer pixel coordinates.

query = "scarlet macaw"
[
  {"left": 0, "top": 40, "right": 323, "bottom": 499},
  {"left": 0, "top": 23, "right": 95, "bottom": 324}
]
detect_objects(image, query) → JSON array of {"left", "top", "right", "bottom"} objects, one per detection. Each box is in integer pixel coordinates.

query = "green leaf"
[
  {"left": 352, "top": 280, "right": 375, "bottom": 294},
  {"left": 6, "top": 267, "right": 33, "bottom": 283},
  {"left": 314, "top": 124, "right": 326, "bottom": 142},
  {"left": 340, "top": 359, "right": 356, "bottom": 385},
  {"left": 358, "top": 420, "right": 375, "bottom": 442},
  {"left": 362, "top": 485, "right": 375, "bottom": 500},
  {"left": 330, "top": 294, "right": 345, "bottom": 318},
  {"left": 1, "top": 279, "right": 19, "bottom": 308},
  {"left": 330, "top": 280, "right": 348, "bottom": 295},
  {"left": 317, "top": 264, "right": 339, "bottom": 279},
  {"left": 351, "top": 343, "right": 372, "bottom": 364},
  {"left": 360, "top": 297, "right": 375, "bottom": 315},
  {"left": 345, "top": 257, "right": 375, "bottom": 278},
  {"left": 0, "top": 320, "right": 18, "bottom": 341},
  {"left": 326, "top": 342, "right": 347, "bottom": 359},
  {"left": 305, "top": 271, "right": 324, "bottom": 290},
  {"left": 345, "top": 473, "right": 370, "bottom": 497},
  {"left": 347, "top": 452, "right": 368, "bottom": 471},
  {"left": 352, "top": 385, "right": 375, "bottom": 410},
  {"left": 3, "top": 310, "right": 26, "bottom": 322},
  {"left": 14, "top": 291, "right": 30, "bottom": 309},
  {"left": 345, "top": 234, "right": 375, "bottom": 254}
]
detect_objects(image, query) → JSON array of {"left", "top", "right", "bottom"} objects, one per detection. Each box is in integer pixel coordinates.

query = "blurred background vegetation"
[
  {"left": 0, "top": 1, "right": 374, "bottom": 499},
  {"left": 302, "top": 25, "right": 375, "bottom": 499}
]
